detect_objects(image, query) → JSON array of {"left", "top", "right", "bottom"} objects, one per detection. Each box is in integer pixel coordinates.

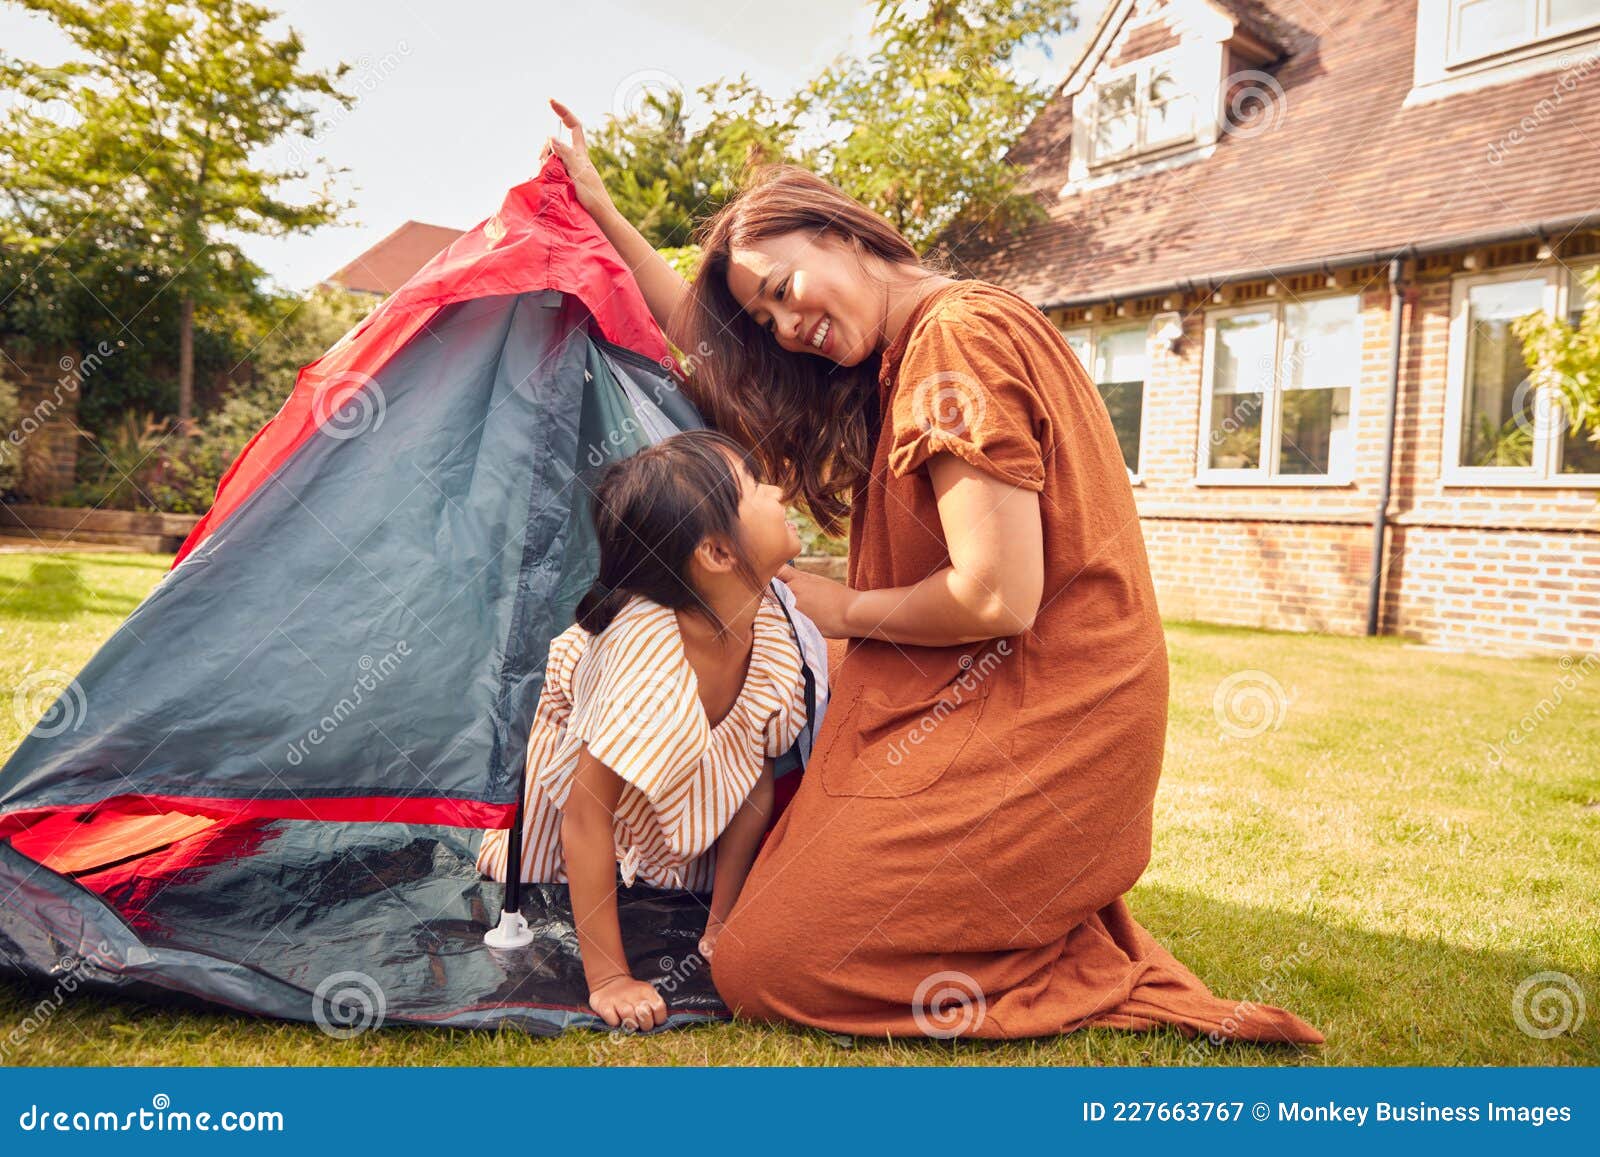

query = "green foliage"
[
  {"left": 55, "top": 284, "right": 373, "bottom": 512},
  {"left": 60, "top": 410, "right": 171, "bottom": 510},
  {"left": 0, "top": 0, "right": 355, "bottom": 428},
  {"left": 589, "top": 80, "right": 795, "bottom": 250},
  {"left": 1513, "top": 265, "right": 1600, "bottom": 460},
  {"left": 800, "top": 0, "right": 1075, "bottom": 250},
  {"left": 588, "top": 1, "right": 1074, "bottom": 258}
]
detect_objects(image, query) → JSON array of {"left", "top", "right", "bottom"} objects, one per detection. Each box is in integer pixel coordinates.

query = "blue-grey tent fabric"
[{"left": 0, "top": 291, "right": 750, "bottom": 1032}]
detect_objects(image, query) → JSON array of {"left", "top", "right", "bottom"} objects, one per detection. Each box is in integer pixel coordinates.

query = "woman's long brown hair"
[{"left": 671, "top": 165, "right": 931, "bottom": 536}]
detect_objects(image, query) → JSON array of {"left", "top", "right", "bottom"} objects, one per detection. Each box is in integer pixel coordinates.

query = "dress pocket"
[{"left": 819, "top": 676, "right": 992, "bottom": 800}]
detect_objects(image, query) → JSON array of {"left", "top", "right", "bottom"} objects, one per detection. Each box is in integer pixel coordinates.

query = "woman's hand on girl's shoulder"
[
  {"left": 588, "top": 974, "right": 668, "bottom": 1031},
  {"left": 778, "top": 564, "right": 857, "bottom": 639}
]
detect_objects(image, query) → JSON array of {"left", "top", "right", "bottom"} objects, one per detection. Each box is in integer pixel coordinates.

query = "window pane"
[
  {"left": 1093, "top": 327, "right": 1147, "bottom": 473},
  {"left": 1459, "top": 279, "right": 1543, "bottom": 468},
  {"left": 1145, "top": 66, "right": 1196, "bottom": 144},
  {"left": 1062, "top": 329, "right": 1090, "bottom": 372},
  {"left": 1207, "top": 311, "right": 1274, "bottom": 470},
  {"left": 1095, "top": 76, "right": 1138, "bottom": 158},
  {"left": 1546, "top": 0, "right": 1600, "bottom": 34},
  {"left": 1560, "top": 268, "right": 1600, "bottom": 473},
  {"left": 1454, "top": 0, "right": 1533, "bottom": 57},
  {"left": 1278, "top": 296, "right": 1360, "bottom": 476}
]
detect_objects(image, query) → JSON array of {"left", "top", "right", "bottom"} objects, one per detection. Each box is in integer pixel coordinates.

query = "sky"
[{"left": 0, "top": 0, "right": 1107, "bottom": 290}]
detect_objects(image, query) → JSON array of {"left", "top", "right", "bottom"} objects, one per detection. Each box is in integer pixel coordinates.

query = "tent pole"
[{"left": 484, "top": 788, "right": 534, "bottom": 948}]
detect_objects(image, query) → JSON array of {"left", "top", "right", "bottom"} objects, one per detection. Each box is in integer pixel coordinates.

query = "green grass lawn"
[{"left": 1, "top": 548, "right": 1596, "bottom": 1066}]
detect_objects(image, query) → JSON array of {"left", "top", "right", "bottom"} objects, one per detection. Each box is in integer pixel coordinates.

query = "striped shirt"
[{"left": 477, "top": 592, "right": 807, "bottom": 892}]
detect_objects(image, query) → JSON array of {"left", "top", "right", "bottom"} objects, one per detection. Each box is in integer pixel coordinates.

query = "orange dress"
[{"left": 711, "top": 281, "right": 1324, "bottom": 1044}]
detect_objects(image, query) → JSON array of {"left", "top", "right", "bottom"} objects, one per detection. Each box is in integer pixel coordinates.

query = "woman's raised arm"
[{"left": 542, "top": 99, "right": 691, "bottom": 347}]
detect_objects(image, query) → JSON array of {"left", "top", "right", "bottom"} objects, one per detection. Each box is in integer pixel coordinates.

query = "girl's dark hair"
[
  {"left": 575, "top": 429, "right": 764, "bottom": 636},
  {"left": 671, "top": 164, "right": 934, "bottom": 536}
]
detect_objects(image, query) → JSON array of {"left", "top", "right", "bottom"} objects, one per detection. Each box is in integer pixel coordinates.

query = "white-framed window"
[
  {"left": 1444, "top": 262, "right": 1600, "bottom": 484},
  {"left": 1087, "top": 49, "right": 1200, "bottom": 166},
  {"left": 1447, "top": 0, "right": 1600, "bottom": 66},
  {"left": 1197, "top": 294, "right": 1362, "bottom": 483},
  {"left": 1062, "top": 324, "right": 1148, "bottom": 478}
]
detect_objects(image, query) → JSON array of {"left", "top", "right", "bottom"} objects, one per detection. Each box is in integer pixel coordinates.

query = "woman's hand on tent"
[
  {"left": 777, "top": 564, "right": 858, "bottom": 639},
  {"left": 542, "top": 98, "right": 612, "bottom": 216},
  {"left": 588, "top": 974, "right": 668, "bottom": 1031}
]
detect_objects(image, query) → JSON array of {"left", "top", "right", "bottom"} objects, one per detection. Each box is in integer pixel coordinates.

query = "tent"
[{"left": 0, "top": 157, "right": 810, "bottom": 1034}]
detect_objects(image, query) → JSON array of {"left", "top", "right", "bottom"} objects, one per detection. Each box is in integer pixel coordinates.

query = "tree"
[
  {"left": 582, "top": 0, "right": 1075, "bottom": 256},
  {"left": 587, "top": 79, "right": 795, "bottom": 249},
  {"left": 1514, "top": 265, "right": 1600, "bottom": 473},
  {"left": 801, "top": 0, "right": 1076, "bottom": 251},
  {"left": 0, "top": 0, "right": 354, "bottom": 430}
]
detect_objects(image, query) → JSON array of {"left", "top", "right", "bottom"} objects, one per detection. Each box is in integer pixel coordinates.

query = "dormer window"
[
  {"left": 1089, "top": 55, "right": 1199, "bottom": 165},
  {"left": 1059, "top": 1, "right": 1287, "bottom": 191},
  {"left": 1410, "top": 0, "right": 1600, "bottom": 102},
  {"left": 1449, "top": 0, "right": 1600, "bottom": 65}
]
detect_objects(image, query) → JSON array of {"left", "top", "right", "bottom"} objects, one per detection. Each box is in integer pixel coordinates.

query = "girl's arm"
[
  {"left": 781, "top": 453, "right": 1044, "bottom": 646},
  {"left": 561, "top": 744, "right": 669, "bottom": 1030},
  {"left": 542, "top": 99, "right": 691, "bottom": 347},
  {"left": 699, "top": 759, "right": 776, "bottom": 959}
]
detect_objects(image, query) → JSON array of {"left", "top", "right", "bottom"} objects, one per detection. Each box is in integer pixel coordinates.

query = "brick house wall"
[
  {"left": 1048, "top": 242, "right": 1600, "bottom": 658},
  {"left": 1, "top": 347, "right": 80, "bottom": 502},
  {"left": 946, "top": 0, "right": 1600, "bottom": 657}
]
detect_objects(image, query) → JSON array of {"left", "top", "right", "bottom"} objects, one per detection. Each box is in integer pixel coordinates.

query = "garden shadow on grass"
[{"left": 2, "top": 560, "right": 146, "bottom": 622}]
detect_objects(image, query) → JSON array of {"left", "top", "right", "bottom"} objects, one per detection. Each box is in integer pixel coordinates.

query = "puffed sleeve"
[
  {"left": 886, "top": 298, "right": 1048, "bottom": 492},
  {"left": 565, "top": 607, "right": 707, "bottom": 801}
]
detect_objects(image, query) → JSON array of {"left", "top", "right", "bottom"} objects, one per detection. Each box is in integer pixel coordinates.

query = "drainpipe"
[{"left": 1366, "top": 257, "right": 1408, "bottom": 637}]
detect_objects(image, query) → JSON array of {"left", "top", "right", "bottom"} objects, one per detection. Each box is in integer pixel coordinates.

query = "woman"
[{"left": 542, "top": 99, "right": 1322, "bottom": 1044}]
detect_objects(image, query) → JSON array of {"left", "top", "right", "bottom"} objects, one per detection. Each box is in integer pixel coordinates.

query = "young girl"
[{"left": 477, "top": 429, "right": 807, "bottom": 1031}]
